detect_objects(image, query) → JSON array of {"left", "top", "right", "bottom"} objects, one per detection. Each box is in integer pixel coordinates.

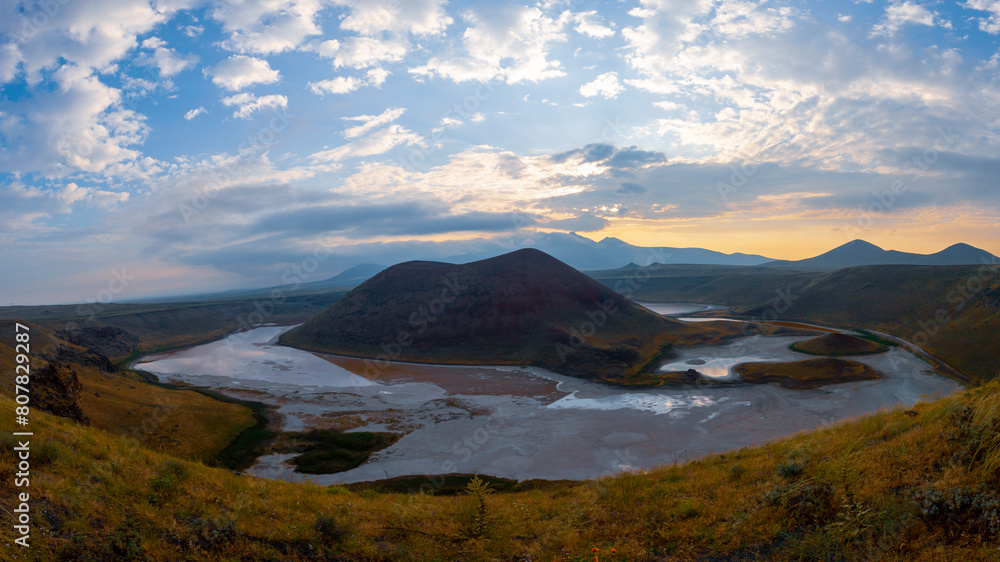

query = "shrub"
[
  {"left": 459, "top": 473, "right": 494, "bottom": 539},
  {"left": 189, "top": 516, "right": 238, "bottom": 550},
  {"left": 777, "top": 450, "right": 807, "bottom": 478},
  {"left": 315, "top": 513, "right": 350, "bottom": 544},
  {"left": 34, "top": 440, "right": 60, "bottom": 466},
  {"left": 730, "top": 463, "right": 746, "bottom": 480},
  {"left": 914, "top": 484, "right": 1000, "bottom": 539},
  {"left": 763, "top": 478, "right": 835, "bottom": 524}
]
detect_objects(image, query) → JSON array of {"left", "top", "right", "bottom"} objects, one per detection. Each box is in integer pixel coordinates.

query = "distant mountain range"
[
  {"left": 765, "top": 240, "right": 999, "bottom": 269},
  {"left": 445, "top": 232, "right": 775, "bottom": 270}
]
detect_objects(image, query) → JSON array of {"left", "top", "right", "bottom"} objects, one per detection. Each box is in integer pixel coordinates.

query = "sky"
[{"left": 1, "top": 0, "right": 1000, "bottom": 304}]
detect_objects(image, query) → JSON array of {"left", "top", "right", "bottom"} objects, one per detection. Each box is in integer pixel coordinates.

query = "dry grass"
[
  {"left": 2, "top": 381, "right": 999, "bottom": 560},
  {"left": 735, "top": 358, "right": 884, "bottom": 389}
]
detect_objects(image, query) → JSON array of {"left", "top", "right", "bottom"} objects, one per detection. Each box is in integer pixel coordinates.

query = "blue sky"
[{"left": 2, "top": 0, "right": 1000, "bottom": 304}]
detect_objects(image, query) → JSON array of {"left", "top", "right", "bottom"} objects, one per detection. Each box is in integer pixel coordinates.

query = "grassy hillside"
[
  {"left": 0, "top": 320, "right": 255, "bottom": 462},
  {"left": 791, "top": 333, "right": 889, "bottom": 356},
  {"left": 0, "top": 292, "right": 345, "bottom": 361},
  {"left": 2, "top": 378, "right": 998, "bottom": 559},
  {"left": 595, "top": 263, "right": 1000, "bottom": 383}
]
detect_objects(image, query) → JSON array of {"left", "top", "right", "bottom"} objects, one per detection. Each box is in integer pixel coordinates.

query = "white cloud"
[
  {"left": 135, "top": 38, "right": 198, "bottom": 77},
  {"left": 308, "top": 68, "right": 390, "bottom": 95},
  {"left": 309, "top": 76, "right": 361, "bottom": 95},
  {"left": 573, "top": 11, "right": 615, "bottom": 38},
  {"left": 312, "top": 36, "right": 408, "bottom": 68},
  {"left": 579, "top": 72, "right": 625, "bottom": 99},
  {"left": 205, "top": 55, "right": 281, "bottom": 91},
  {"left": 211, "top": 0, "right": 325, "bottom": 54},
  {"left": 409, "top": 5, "right": 571, "bottom": 84},
  {"left": 342, "top": 107, "right": 407, "bottom": 138},
  {"left": 965, "top": 0, "right": 1000, "bottom": 34},
  {"left": 470, "top": 112, "right": 486, "bottom": 123},
  {"left": 184, "top": 107, "right": 207, "bottom": 120},
  {"left": 310, "top": 124, "right": 422, "bottom": 162},
  {"left": 333, "top": 0, "right": 453, "bottom": 35},
  {"left": 0, "top": 65, "right": 154, "bottom": 176},
  {"left": 182, "top": 25, "right": 204, "bottom": 37},
  {"left": 0, "top": 0, "right": 184, "bottom": 84},
  {"left": 221, "top": 93, "right": 289, "bottom": 119},
  {"left": 874, "top": 2, "right": 951, "bottom": 36},
  {"left": 440, "top": 116, "right": 463, "bottom": 128}
]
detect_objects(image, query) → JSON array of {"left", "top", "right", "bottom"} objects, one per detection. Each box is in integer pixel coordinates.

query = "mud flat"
[{"left": 135, "top": 323, "right": 962, "bottom": 484}]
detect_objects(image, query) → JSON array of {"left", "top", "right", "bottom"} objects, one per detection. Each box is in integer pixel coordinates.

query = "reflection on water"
[
  {"left": 660, "top": 355, "right": 783, "bottom": 379},
  {"left": 547, "top": 391, "right": 725, "bottom": 415},
  {"left": 134, "top": 325, "right": 375, "bottom": 388}
]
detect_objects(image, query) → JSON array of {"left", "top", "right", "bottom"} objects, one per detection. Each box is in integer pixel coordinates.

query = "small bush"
[
  {"left": 763, "top": 478, "right": 835, "bottom": 524},
  {"left": 315, "top": 513, "right": 351, "bottom": 544},
  {"left": 675, "top": 499, "right": 701, "bottom": 520},
  {"left": 777, "top": 451, "right": 807, "bottom": 478},
  {"left": 189, "top": 516, "right": 238, "bottom": 550},
  {"left": 914, "top": 484, "right": 1000, "bottom": 539},
  {"left": 34, "top": 440, "right": 60, "bottom": 466},
  {"left": 730, "top": 463, "right": 746, "bottom": 480}
]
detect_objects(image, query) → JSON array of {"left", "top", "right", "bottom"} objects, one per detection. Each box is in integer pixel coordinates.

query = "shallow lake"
[{"left": 134, "top": 310, "right": 962, "bottom": 484}]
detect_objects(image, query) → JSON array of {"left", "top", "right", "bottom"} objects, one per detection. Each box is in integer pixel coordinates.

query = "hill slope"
[
  {"left": 594, "top": 262, "right": 1000, "bottom": 383},
  {"left": 766, "top": 239, "right": 999, "bottom": 268},
  {"left": 3, "top": 374, "right": 998, "bottom": 559},
  {"left": 283, "top": 249, "right": 708, "bottom": 380}
]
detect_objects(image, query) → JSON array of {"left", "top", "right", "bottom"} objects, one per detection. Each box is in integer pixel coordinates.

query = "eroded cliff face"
[
  {"left": 54, "top": 326, "right": 140, "bottom": 363},
  {"left": 28, "top": 362, "right": 89, "bottom": 424}
]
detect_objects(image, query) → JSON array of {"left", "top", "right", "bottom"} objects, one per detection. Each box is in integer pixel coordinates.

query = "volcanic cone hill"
[{"left": 281, "top": 249, "right": 718, "bottom": 380}]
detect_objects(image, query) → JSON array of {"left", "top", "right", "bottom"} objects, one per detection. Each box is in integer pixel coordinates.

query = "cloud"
[
  {"left": 542, "top": 214, "right": 609, "bottom": 232},
  {"left": 0, "top": 0, "right": 179, "bottom": 84},
  {"left": 205, "top": 55, "right": 281, "bottom": 91},
  {"left": 551, "top": 144, "right": 667, "bottom": 168},
  {"left": 135, "top": 38, "right": 198, "bottom": 77},
  {"left": 221, "top": 93, "right": 288, "bottom": 119},
  {"left": 251, "top": 203, "right": 522, "bottom": 238},
  {"left": 409, "top": 5, "right": 571, "bottom": 84},
  {"left": 309, "top": 124, "right": 422, "bottom": 162},
  {"left": 874, "top": 2, "right": 951, "bottom": 36},
  {"left": 308, "top": 67, "right": 390, "bottom": 94},
  {"left": 313, "top": 36, "right": 408, "bottom": 68},
  {"left": 573, "top": 11, "right": 615, "bottom": 38},
  {"left": 342, "top": 107, "right": 407, "bottom": 138},
  {"left": 965, "top": 0, "right": 1000, "bottom": 33},
  {"left": 0, "top": 65, "right": 153, "bottom": 176},
  {"left": 211, "top": 0, "right": 325, "bottom": 54},
  {"left": 579, "top": 72, "right": 625, "bottom": 98},
  {"left": 333, "top": 0, "right": 453, "bottom": 36},
  {"left": 616, "top": 182, "right": 649, "bottom": 195},
  {"left": 184, "top": 107, "right": 207, "bottom": 120}
]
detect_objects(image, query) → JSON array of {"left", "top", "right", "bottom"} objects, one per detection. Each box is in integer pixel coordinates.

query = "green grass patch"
[{"left": 283, "top": 429, "right": 401, "bottom": 474}]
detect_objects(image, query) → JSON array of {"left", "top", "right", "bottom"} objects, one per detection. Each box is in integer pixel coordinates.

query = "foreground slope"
[
  {"left": 283, "top": 249, "right": 720, "bottom": 380},
  {"left": 2, "top": 375, "right": 998, "bottom": 559}
]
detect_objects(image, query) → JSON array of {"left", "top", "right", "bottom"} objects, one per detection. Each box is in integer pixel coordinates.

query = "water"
[
  {"left": 637, "top": 302, "right": 713, "bottom": 315},
  {"left": 132, "top": 313, "right": 963, "bottom": 484}
]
